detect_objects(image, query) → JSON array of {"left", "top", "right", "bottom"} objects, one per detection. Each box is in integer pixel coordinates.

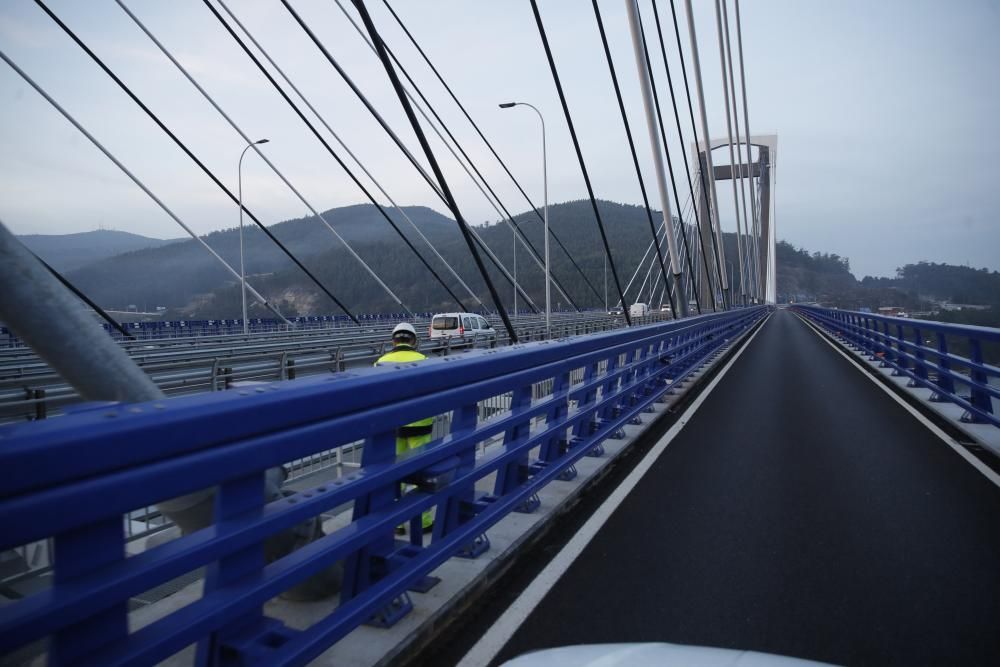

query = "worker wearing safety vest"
[{"left": 375, "top": 322, "right": 434, "bottom": 531}]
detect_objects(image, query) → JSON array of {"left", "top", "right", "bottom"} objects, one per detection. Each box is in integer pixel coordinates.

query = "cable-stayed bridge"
[{"left": 1, "top": 1, "right": 998, "bottom": 666}]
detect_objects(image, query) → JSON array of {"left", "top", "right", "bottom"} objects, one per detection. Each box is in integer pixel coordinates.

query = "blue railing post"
[
  {"left": 197, "top": 470, "right": 280, "bottom": 666},
  {"left": 964, "top": 339, "right": 994, "bottom": 423},
  {"left": 51, "top": 519, "right": 127, "bottom": 665},
  {"left": 494, "top": 384, "right": 539, "bottom": 513},
  {"left": 436, "top": 401, "right": 489, "bottom": 558},
  {"left": 910, "top": 326, "right": 928, "bottom": 387},
  {"left": 930, "top": 332, "right": 956, "bottom": 401},
  {"left": 537, "top": 370, "right": 575, "bottom": 480},
  {"left": 571, "top": 359, "right": 602, "bottom": 450},
  {"left": 341, "top": 429, "right": 414, "bottom": 627},
  {"left": 892, "top": 323, "right": 909, "bottom": 376}
]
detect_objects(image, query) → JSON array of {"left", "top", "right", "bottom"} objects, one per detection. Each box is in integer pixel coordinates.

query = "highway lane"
[{"left": 479, "top": 309, "right": 1000, "bottom": 666}]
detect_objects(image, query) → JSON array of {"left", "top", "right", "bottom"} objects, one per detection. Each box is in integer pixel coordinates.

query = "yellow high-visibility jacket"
[{"left": 375, "top": 346, "right": 434, "bottom": 434}]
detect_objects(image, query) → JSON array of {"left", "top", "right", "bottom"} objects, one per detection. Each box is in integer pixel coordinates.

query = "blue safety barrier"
[
  {"left": 792, "top": 305, "right": 999, "bottom": 427},
  {"left": 0, "top": 307, "right": 767, "bottom": 665}
]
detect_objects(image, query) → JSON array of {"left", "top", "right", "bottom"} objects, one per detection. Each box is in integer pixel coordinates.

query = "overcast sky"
[{"left": 1, "top": 0, "right": 998, "bottom": 278}]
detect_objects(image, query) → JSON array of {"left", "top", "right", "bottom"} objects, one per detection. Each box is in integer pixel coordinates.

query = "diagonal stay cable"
[
  {"left": 528, "top": 0, "right": 632, "bottom": 325},
  {"left": 712, "top": 0, "right": 747, "bottom": 304},
  {"left": 634, "top": 1, "right": 703, "bottom": 316},
  {"left": 650, "top": 0, "right": 715, "bottom": 312},
  {"left": 332, "top": 0, "right": 580, "bottom": 312},
  {"left": 33, "top": 0, "right": 358, "bottom": 324},
  {"left": 733, "top": 0, "right": 762, "bottom": 301},
  {"left": 720, "top": 0, "right": 755, "bottom": 301},
  {"left": 667, "top": 0, "right": 727, "bottom": 308},
  {"left": 0, "top": 47, "right": 291, "bottom": 324},
  {"left": 202, "top": 0, "right": 467, "bottom": 313},
  {"left": 34, "top": 253, "right": 134, "bottom": 339},
  {"left": 379, "top": 0, "right": 605, "bottom": 306},
  {"left": 591, "top": 0, "right": 676, "bottom": 318},
  {"left": 280, "top": 0, "right": 537, "bottom": 313},
  {"left": 215, "top": 0, "right": 483, "bottom": 310},
  {"left": 116, "top": 0, "right": 413, "bottom": 316},
  {"left": 350, "top": 0, "right": 518, "bottom": 342}
]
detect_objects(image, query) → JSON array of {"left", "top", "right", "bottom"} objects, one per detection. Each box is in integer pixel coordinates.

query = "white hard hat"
[{"left": 392, "top": 322, "right": 416, "bottom": 337}]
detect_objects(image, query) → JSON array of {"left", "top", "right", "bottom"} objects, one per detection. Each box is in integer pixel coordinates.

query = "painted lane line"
[
  {"left": 796, "top": 313, "right": 1000, "bottom": 489},
  {"left": 458, "top": 314, "right": 772, "bottom": 667}
]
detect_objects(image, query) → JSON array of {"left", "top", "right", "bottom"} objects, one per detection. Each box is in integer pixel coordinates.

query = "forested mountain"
[
  {"left": 37, "top": 200, "right": 996, "bottom": 322},
  {"left": 64, "top": 200, "right": 750, "bottom": 317},
  {"left": 17, "top": 229, "right": 180, "bottom": 273},
  {"left": 861, "top": 263, "right": 1000, "bottom": 307}
]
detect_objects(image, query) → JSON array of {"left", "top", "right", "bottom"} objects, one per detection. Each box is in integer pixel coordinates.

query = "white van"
[
  {"left": 429, "top": 313, "right": 496, "bottom": 347},
  {"left": 629, "top": 302, "right": 649, "bottom": 317}
]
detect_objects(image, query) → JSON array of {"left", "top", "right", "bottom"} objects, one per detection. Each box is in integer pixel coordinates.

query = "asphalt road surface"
[{"left": 467, "top": 309, "right": 1000, "bottom": 666}]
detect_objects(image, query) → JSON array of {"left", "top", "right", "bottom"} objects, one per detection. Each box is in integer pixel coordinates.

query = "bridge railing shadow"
[
  {"left": 0, "top": 307, "right": 767, "bottom": 666},
  {"left": 792, "top": 306, "right": 999, "bottom": 427}
]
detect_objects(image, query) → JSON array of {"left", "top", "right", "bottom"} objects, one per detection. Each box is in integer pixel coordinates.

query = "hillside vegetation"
[
  {"left": 64, "top": 200, "right": 753, "bottom": 318},
  {"left": 18, "top": 229, "right": 179, "bottom": 273},
  {"left": 29, "top": 201, "right": 996, "bottom": 327}
]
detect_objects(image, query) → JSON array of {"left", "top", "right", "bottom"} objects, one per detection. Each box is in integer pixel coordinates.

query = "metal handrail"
[
  {"left": 792, "top": 305, "right": 998, "bottom": 427},
  {"left": 0, "top": 307, "right": 767, "bottom": 664}
]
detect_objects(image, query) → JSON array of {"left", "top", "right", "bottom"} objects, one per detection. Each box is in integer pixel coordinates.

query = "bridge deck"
[{"left": 466, "top": 309, "right": 1000, "bottom": 666}]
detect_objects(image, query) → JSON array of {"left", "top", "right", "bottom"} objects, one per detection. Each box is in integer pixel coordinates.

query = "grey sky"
[{"left": 1, "top": 0, "right": 997, "bottom": 279}]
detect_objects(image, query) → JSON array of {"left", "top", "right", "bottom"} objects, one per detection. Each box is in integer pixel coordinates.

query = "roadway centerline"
[{"left": 457, "top": 312, "right": 771, "bottom": 667}]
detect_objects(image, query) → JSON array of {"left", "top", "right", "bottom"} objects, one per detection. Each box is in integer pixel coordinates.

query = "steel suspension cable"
[
  {"left": 668, "top": 0, "right": 727, "bottom": 309},
  {"left": 712, "top": 0, "right": 747, "bottom": 304},
  {"left": 682, "top": 0, "right": 730, "bottom": 307},
  {"left": 215, "top": 0, "right": 483, "bottom": 311},
  {"left": 619, "top": 218, "right": 668, "bottom": 305},
  {"left": 720, "top": 0, "right": 755, "bottom": 302},
  {"left": 633, "top": 1, "right": 704, "bottom": 315},
  {"left": 34, "top": 0, "right": 358, "bottom": 324},
  {"left": 117, "top": 0, "right": 415, "bottom": 316},
  {"left": 528, "top": 0, "right": 632, "bottom": 326},
  {"left": 203, "top": 0, "right": 466, "bottom": 314},
  {"left": 280, "top": 0, "right": 537, "bottom": 313},
  {"left": 0, "top": 47, "right": 291, "bottom": 324},
  {"left": 350, "top": 0, "right": 518, "bottom": 342},
  {"left": 591, "top": 0, "right": 676, "bottom": 318},
  {"left": 378, "top": 0, "right": 606, "bottom": 306},
  {"left": 650, "top": 0, "right": 718, "bottom": 312},
  {"left": 330, "top": 0, "right": 572, "bottom": 311},
  {"left": 733, "top": 0, "right": 762, "bottom": 301},
  {"left": 34, "top": 253, "right": 134, "bottom": 339}
]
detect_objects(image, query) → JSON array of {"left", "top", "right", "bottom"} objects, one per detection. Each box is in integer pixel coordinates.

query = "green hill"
[{"left": 17, "top": 229, "right": 180, "bottom": 273}]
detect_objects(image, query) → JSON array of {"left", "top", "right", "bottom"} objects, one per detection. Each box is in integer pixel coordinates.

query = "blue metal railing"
[
  {"left": 792, "top": 305, "right": 999, "bottom": 427},
  {"left": 0, "top": 307, "right": 767, "bottom": 665},
  {"left": 1, "top": 310, "right": 620, "bottom": 347}
]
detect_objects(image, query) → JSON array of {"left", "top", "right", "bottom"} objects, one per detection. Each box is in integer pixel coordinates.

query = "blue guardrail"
[
  {"left": 792, "top": 305, "right": 999, "bottom": 427},
  {"left": 0, "top": 307, "right": 767, "bottom": 666}
]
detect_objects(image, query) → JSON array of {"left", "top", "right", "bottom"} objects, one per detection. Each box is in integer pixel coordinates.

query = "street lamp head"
[
  {"left": 255, "top": 138, "right": 270, "bottom": 145},
  {"left": 498, "top": 102, "right": 517, "bottom": 109}
]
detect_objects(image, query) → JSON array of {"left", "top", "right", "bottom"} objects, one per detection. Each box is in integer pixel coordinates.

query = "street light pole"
[
  {"left": 513, "top": 227, "right": 517, "bottom": 318},
  {"left": 500, "top": 101, "right": 549, "bottom": 337},
  {"left": 238, "top": 138, "right": 269, "bottom": 335}
]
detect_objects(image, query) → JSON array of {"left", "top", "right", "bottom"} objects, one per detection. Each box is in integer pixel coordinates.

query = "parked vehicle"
[
  {"left": 429, "top": 312, "right": 496, "bottom": 348},
  {"left": 629, "top": 302, "right": 649, "bottom": 317}
]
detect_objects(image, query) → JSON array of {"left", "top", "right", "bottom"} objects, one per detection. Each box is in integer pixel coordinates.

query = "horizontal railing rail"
[
  {"left": 0, "top": 312, "right": 667, "bottom": 423},
  {"left": 791, "top": 305, "right": 999, "bottom": 428},
  {"left": 0, "top": 307, "right": 767, "bottom": 665}
]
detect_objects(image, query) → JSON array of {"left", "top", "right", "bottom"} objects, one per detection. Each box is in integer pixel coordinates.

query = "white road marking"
[
  {"left": 458, "top": 314, "right": 771, "bottom": 667},
  {"left": 796, "top": 313, "right": 1000, "bottom": 489}
]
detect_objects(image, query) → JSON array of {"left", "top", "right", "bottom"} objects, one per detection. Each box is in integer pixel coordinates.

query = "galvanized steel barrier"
[
  {"left": 792, "top": 305, "right": 999, "bottom": 427},
  {"left": 0, "top": 306, "right": 767, "bottom": 666}
]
